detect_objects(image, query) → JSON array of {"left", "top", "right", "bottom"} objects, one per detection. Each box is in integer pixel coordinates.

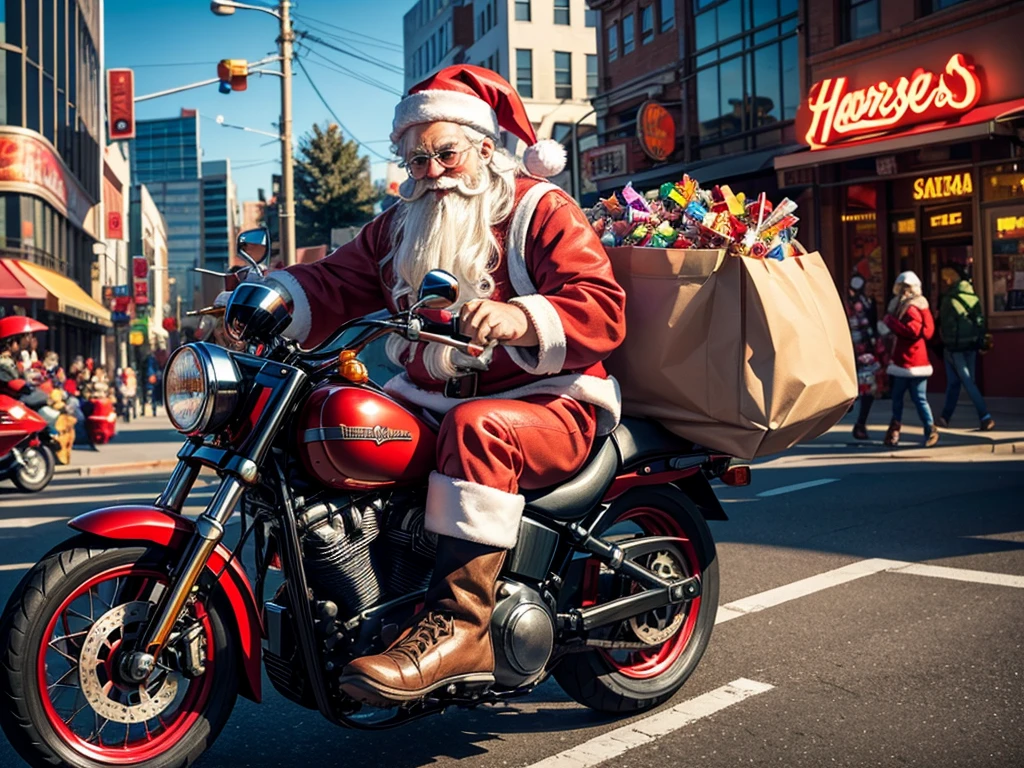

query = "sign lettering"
[
  {"left": 913, "top": 172, "right": 973, "bottom": 200},
  {"left": 338, "top": 424, "right": 413, "bottom": 445},
  {"left": 930, "top": 211, "right": 963, "bottom": 228},
  {"left": 0, "top": 134, "right": 68, "bottom": 212},
  {"left": 583, "top": 144, "right": 628, "bottom": 182},
  {"left": 108, "top": 69, "right": 136, "bottom": 140},
  {"left": 896, "top": 218, "right": 916, "bottom": 234},
  {"left": 996, "top": 215, "right": 1024, "bottom": 234},
  {"left": 637, "top": 101, "right": 676, "bottom": 161},
  {"left": 802, "top": 53, "right": 981, "bottom": 149}
]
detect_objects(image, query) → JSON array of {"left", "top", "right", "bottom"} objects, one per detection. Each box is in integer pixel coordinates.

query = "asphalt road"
[{"left": 0, "top": 445, "right": 1020, "bottom": 768}]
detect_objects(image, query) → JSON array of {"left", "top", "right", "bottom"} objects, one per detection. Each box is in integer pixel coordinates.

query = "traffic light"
[{"left": 217, "top": 59, "right": 248, "bottom": 93}]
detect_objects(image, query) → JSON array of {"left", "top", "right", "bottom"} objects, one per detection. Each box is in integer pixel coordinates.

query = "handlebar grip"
[{"left": 415, "top": 308, "right": 464, "bottom": 338}]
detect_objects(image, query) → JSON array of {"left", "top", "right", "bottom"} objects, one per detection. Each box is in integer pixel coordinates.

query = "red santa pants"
[{"left": 424, "top": 395, "right": 597, "bottom": 549}]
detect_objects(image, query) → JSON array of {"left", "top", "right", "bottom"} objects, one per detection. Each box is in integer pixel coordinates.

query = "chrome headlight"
[{"left": 164, "top": 343, "right": 242, "bottom": 435}]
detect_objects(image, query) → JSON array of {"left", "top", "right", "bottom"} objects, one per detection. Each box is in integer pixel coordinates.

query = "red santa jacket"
[
  {"left": 884, "top": 299, "right": 934, "bottom": 377},
  {"left": 268, "top": 177, "right": 627, "bottom": 433}
]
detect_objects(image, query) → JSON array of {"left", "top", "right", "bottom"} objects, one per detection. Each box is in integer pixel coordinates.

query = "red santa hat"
[{"left": 391, "top": 64, "right": 567, "bottom": 178}]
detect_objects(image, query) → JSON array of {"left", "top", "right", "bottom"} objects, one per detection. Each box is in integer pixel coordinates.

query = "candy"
[
  {"left": 600, "top": 232, "right": 617, "bottom": 247},
  {"left": 655, "top": 220, "right": 676, "bottom": 238},
  {"left": 720, "top": 185, "right": 746, "bottom": 216},
  {"left": 621, "top": 182, "right": 650, "bottom": 212},
  {"left": 600, "top": 194, "right": 623, "bottom": 214},
  {"left": 628, "top": 207, "right": 652, "bottom": 223}
]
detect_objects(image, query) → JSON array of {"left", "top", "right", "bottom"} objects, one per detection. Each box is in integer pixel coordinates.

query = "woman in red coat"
[{"left": 883, "top": 271, "right": 938, "bottom": 447}]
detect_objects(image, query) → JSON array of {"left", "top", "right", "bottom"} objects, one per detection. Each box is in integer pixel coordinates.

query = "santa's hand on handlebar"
[{"left": 458, "top": 299, "right": 538, "bottom": 347}]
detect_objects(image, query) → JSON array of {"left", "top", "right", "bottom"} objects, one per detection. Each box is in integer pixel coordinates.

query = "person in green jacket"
[{"left": 937, "top": 267, "right": 995, "bottom": 431}]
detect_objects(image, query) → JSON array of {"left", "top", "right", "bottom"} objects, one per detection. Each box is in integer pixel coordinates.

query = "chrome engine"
[{"left": 491, "top": 580, "right": 556, "bottom": 688}]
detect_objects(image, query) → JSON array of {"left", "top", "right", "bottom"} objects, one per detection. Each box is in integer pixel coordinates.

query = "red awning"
[
  {"left": 776, "top": 97, "right": 1024, "bottom": 171},
  {"left": 0, "top": 259, "right": 48, "bottom": 301}
]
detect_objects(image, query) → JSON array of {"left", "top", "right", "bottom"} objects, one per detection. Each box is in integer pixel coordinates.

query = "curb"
[{"left": 55, "top": 458, "right": 180, "bottom": 478}]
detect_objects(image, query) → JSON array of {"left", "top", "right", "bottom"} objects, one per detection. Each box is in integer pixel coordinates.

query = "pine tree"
[{"left": 294, "top": 123, "right": 378, "bottom": 247}]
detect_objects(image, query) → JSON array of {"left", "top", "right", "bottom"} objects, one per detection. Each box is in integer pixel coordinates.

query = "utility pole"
[{"left": 279, "top": 0, "right": 296, "bottom": 266}]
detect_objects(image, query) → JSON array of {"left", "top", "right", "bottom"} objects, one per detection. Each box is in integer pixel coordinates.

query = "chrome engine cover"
[{"left": 491, "top": 580, "right": 555, "bottom": 688}]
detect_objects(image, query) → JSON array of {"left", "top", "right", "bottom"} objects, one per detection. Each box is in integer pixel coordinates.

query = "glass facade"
[
  {"left": 0, "top": 0, "right": 101, "bottom": 287},
  {"left": 131, "top": 114, "right": 201, "bottom": 184},
  {"left": 145, "top": 180, "right": 202, "bottom": 303},
  {"left": 693, "top": 0, "right": 799, "bottom": 157},
  {"left": 201, "top": 160, "right": 235, "bottom": 276}
]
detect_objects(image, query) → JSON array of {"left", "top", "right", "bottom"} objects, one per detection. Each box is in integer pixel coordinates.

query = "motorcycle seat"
[
  {"left": 611, "top": 417, "right": 697, "bottom": 469},
  {"left": 523, "top": 435, "right": 618, "bottom": 520}
]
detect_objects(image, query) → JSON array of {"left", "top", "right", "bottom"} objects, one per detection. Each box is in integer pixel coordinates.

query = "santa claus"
[{"left": 259, "top": 65, "right": 626, "bottom": 706}]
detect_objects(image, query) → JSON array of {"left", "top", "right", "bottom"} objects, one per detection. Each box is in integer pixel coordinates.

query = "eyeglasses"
[{"left": 399, "top": 145, "right": 475, "bottom": 178}]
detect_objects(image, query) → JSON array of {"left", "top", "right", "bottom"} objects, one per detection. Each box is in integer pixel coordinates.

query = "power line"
[
  {"left": 293, "top": 20, "right": 404, "bottom": 57},
  {"left": 292, "top": 12, "right": 406, "bottom": 52},
  {"left": 299, "top": 45, "right": 404, "bottom": 97},
  {"left": 120, "top": 60, "right": 217, "bottom": 68},
  {"left": 298, "top": 31, "right": 406, "bottom": 77},
  {"left": 295, "top": 56, "right": 393, "bottom": 163}
]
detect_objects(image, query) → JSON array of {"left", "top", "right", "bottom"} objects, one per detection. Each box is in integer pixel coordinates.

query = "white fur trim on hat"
[
  {"left": 425, "top": 472, "right": 524, "bottom": 548},
  {"left": 391, "top": 89, "right": 501, "bottom": 144},
  {"left": 523, "top": 139, "right": 567, "bottom": 177}
]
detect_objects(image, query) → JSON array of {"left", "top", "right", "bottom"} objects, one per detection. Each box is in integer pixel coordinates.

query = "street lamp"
[{"left": 210, "top": 0, "right": 296, "bottom": 267}]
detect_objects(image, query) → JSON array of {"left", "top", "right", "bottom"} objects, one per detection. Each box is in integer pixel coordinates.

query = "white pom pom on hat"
[{"left": 391, "top": 64, "right": 567, "bottom": 178}]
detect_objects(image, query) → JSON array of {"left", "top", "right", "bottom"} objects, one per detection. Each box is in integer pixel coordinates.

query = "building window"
[
  {"left": 586, "top": 54, "right": 598, "bottom": 97},
  {"left": 554, "top": 0, "right": 570, "bottom": 25},
  {"left": 607, "top": 24, "right": 618, "bottom": 61},
  {"left": 922, "top": 0, "right": 969, "bottom": 12},
  {"left": 516, "top": 49, "right": 533, "bottom": 98},
  {"left": 660, "top": 0, "right": 674, "bottom": 31},
  {"left": 554, "top": 51, "right": 571, "bottom": 99},
  {"left": 622, "top": 14, "right": 635, "bottom": 55},
  {"left": 515, "top": 0, "right": 530, "bottom": 22},
  {"left": 552, "top": 122, "right": 572, "bottom": 145},
  {"left": 586, "top": 9, "right": 598, "bottom": 27},
  {"left": 640, "top": 6, "right": 654, "bottom": 45},
  {"left": 843, "top": 0, "right": 879, "bottom": 42}
]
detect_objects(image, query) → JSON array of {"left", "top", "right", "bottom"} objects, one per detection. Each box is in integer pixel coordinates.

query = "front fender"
[{"left": 69, "top": 505, "right": 263, "bottom": 703}]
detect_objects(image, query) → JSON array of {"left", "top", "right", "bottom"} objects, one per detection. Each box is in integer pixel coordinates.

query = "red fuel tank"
[{"left": 298, "top": 382, "right": 437, "bottom": 490}]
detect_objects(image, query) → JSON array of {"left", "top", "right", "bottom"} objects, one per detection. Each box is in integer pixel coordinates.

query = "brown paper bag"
[{"left": 605, "top": 247, "right": 857, "bottom": 459}]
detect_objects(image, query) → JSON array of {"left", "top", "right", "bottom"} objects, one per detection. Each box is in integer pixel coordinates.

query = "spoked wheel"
[
  {"left": 12, "top": 444, "right": 55, "bottom": 493},
  {"left": 553, "top": 487, "right": 719, "bottom": 714},
  {"left": 0, "top": 542, "right": 238, "bottom": 768}
]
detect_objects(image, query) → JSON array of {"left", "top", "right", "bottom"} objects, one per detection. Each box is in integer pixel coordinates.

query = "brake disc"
[
  {"left": 628, "top": 551, "right": 686, "bottom": 646},
  {"left": 78, "top": 601, "right": 180, "bottom": 724}
]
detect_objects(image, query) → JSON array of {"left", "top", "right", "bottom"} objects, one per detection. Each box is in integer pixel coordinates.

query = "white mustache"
[{"left": 398, "top": 170, "right": 488, "bottom": 202}]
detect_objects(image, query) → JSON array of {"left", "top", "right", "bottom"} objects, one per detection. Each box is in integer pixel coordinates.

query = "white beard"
[{"left": 385, "top": 163, "right": 517, "bottom": 380}]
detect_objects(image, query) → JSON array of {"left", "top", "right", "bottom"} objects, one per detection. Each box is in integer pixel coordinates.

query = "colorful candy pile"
[{"left": 586, "top": 175, "right": 805, "bottom": 260}]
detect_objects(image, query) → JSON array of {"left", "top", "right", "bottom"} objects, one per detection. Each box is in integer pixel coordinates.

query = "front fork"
[{"left": 122, "top": 462, "right": 244, "bottom": 681}]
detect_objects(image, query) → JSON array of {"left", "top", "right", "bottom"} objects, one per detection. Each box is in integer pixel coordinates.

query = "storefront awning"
[
  {"left": 0, "top": 259, "right": 48, "bottom": 301},
  {"left": 16, "top": 261, "right": 112, "bottom": 328},
  {"left": 775, "top": 97, "right": 1024, "bottom": 172}
]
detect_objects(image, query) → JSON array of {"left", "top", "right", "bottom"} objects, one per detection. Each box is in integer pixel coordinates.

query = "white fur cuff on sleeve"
[
  {"left": 507, "top": 294, "right": 567, "bottom": 376},
  {"left": 264, "top": 270, "right": 311, "bottom": 343},
  {"left": 425, "top": 472, "right": 525, "bottom": 549}
]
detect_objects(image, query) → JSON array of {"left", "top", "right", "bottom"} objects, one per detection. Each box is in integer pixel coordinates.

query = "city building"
[
  {"left": 131, "top": 110, "right": 204, "bottom": 308},
  {"left": 129, "top": 183, "right": 169, "bottom": 359},
  {"left": 402, "top": 0, "right": 599, "bottom": 194},
  {"left": 200, "top": 160, "right": 238, "bottom": 303},
  {"left": 584, "top": 0, "right": 799, "bottom": 204},
  {"left": 775, "top": 0, "right": 1024, "bottom": 396},
  {"left": 0, "top": 0, "right": 113, "bottom": 359}
]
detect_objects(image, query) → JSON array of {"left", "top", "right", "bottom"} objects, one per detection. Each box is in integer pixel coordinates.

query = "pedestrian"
[
  {"left": 883, "top": 271, "right": 938, "bottom": 447},
  {"left": 120, "top": 367, "right": 138, "bottom": 422},
  {"left": 846, "top": 273, "right": 882, "bottom": 440},
  {"left": 936, "top": 267, "right": 995, "bottom": 431},
  {"left": 145, "top": 352, "right": 162, "bottom": 416}
]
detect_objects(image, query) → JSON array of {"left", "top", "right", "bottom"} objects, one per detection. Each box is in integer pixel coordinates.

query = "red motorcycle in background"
[
  {"left": 0, "top": 393, "right": 56, "bottom": 492},
  {"left": 0, "top": 229, "right": 749, "bottom": 767}
]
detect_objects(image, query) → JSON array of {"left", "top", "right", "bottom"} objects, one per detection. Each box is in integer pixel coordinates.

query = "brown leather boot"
[
  {"left": 883, "top": 419, "right": 901, "bottom": 447},
  {"left": 338, "top": 536, "right": 506, "bottom": 707}
]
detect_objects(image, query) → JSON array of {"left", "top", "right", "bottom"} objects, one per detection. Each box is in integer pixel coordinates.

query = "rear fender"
[
  {"left": 68, "top": 505, "right": 263, "bottom": 703},
  {"left": 673, "top": 472, "right": 728, "bottom": 521}
]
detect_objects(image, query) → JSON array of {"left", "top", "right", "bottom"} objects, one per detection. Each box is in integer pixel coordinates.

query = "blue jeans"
[
  {"left": 942, "top": 349, "right": 991, "bottom": 421},
  {"left": 890, "top": 375, "right": 934, "bottom": 428}
]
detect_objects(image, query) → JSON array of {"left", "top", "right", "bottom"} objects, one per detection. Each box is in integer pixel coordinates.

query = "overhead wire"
[
  {"left": 298, "top": 44, "right": 404, "bottom": 97},
  {"left": 293, "top": 22, "right": 404, "bottom": 58},
  {"left": 292, "top": 13, "right": 406, "bottom": 52},
  {"left": 298, "top": 31, "right": 406, "bottom": 77},
  {"left": 294, "top": 54, "right": 394, "bottom": 163}
]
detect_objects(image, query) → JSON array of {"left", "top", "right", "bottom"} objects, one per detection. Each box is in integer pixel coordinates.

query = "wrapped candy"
[{"left": 621, "top": 182, "right": 650, "bottom": 212}]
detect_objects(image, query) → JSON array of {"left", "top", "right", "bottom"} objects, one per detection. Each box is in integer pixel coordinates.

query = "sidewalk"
[
  {"left": 802, "top": 395, "right": 1024, "bottom": 460},
  {"left": 56, "top": 411, "right": 183, "bottom": 476}
]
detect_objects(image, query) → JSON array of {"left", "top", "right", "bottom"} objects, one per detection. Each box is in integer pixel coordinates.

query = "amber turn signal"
[
  {"left": 720, "top": 465, "right": 751, "bottom": 487},
  {"left": 338, "top": 349, "right": 369, "bottom": 384}
]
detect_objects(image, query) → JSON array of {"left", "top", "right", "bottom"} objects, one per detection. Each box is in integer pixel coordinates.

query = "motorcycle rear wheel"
[
  {"left": 12, "top": 444, "right": 55, "bottom": 493},
  {"left": 0, "top": 540, "right": 238, "bottom": 768},
  {"left": 553, "top": 486, "right": 719, "bottom": 714}
]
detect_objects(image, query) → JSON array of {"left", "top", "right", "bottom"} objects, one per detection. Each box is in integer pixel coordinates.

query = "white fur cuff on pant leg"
[{"left": 425, "top": 472, "right": 525, "bottom": 549}]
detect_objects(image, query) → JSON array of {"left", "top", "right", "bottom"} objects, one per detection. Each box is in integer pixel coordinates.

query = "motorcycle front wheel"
[
  {"left": 553, "top": 486, "right": 719, "bottom": 714},
  {"left": 0, "top": 540, "right": 238, "bottom": 768},
  {"left": 12, "top": 444, "right": 55, "bottom": 493}
]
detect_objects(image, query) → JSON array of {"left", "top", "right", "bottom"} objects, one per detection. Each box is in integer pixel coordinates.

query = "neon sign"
[
  {"left": 802, "top": 53, "right": 981, "bottom": 149},
  {"left": 913, "top": 172, "right": 973, "bottom": 201}
]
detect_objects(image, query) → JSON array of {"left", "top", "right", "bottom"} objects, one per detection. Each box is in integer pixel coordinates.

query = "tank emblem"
[{"left": 302, "top": 425, "right": 415, "bottom": 445}]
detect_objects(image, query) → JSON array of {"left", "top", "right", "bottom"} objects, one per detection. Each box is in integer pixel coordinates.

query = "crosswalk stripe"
[{"left": 522, "top": 678, "right": 774, "bottom": 768}]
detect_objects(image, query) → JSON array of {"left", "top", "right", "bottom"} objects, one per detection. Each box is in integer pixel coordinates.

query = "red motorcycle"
[
  {"left": 0, "top": 393, "right": 56, "bottom": 492},
  {"left": 0, "top": 231, "right": 748, "bottom": 768}
]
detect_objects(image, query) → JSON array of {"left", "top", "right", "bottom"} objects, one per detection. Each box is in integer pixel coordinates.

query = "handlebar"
[{"left": 186, "top": 306, "right": 226, "bottom": 318}]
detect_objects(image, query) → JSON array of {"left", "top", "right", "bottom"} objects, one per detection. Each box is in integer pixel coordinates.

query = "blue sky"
[{"left": 105, "top": 0, "right": 411, "bottom": 202}]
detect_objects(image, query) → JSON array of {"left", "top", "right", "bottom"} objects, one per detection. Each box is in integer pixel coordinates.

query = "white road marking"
[
  {"left": 0, "top": 516, "right": 69, "bottom": 529},
  {"left": 886, "top": 561, "right": 1024, "bottom": 589},
  {"left": 0, "top": 562, "right": 35, "bottom": 571},
  {"left": 715, "top": 558, "right": 905, "bottom": 624},
  {"left": 522, "top": 678, "right": 774, "bottom": 768},
  {"left": 756, "top": 478, "right": 839, "bottom": 497}
]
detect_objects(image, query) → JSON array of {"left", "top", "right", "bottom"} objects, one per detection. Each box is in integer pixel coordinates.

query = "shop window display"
[{"left": 990, "top": 210, "right": 1024, "bottom": 313}]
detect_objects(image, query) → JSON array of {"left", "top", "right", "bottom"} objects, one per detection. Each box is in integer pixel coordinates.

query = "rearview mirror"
[
  {"left": 236, "top": 228, "right": 270, "bottom": 266},
  {"left": 415, "top": 270, "right": 459, "bottom": 309}
]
